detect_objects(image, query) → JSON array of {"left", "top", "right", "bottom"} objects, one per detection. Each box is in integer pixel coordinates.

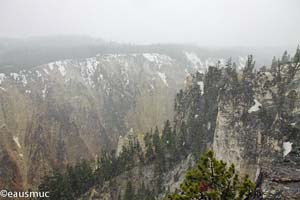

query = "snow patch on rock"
[
  {"left": 42, "top": 86, "right": 47, "bottom": 99},
  {"left": 48, "top": 63, "right": 54, "bottom": 71},
  {"left": 157, "top": 72, "right": 168, "bottom": 86},
  {"left": 0, "top": 73, "right": 6, "bottom": 84},
  {"left": 248, "top": 99, "right": 262, "bottom": 113},
  {"left": 185, "top": 52, "right": 202, "bottom": 68},
  {"left": 13, "top": 136, "right": 21, "bottom": 148},
  {"left": 10, "top": 73, "right": 19, "bottom": 80},
  {"left": 80, "top": 57, "right": 99, "bottom": 87},
  {"left": 57, "top": 61, "right": 67, "bottom": 76},
  {"left": 197, "top": 81, "right": 204, "bottom": 94},
  {"left": 207, "top": 122, "right": 211, "bottom": 130},
  {"left": 238, "top": 56, "right": 248, "bottom": 69},
  {"left": 0, "top": 87, "right": 7, "bottom": 92},
  {"left": 36, "top": 70, "right": 42, "bottom": 78},
  {"left": 21, "top": 74, "right": 28, "bottom": 86},
  {"left": 283, "top": 142, "right": 292, "bottom": 157},
  {"left": 143, "top": 53, "right": 172, "bottom": 66},
  {"left": 43, "top": 68, "right": 49, "bottom": 74}
]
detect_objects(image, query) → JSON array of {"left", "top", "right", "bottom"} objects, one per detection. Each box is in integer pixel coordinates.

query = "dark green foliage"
[
  {"left": 202, "top": 66, "right": 223, "bottom": 151},
  {"left": 288, "top": 46, "right": 300, "bottom": 80},
  {"left": 281, "top": 50, "right": 290, "bottom": 64},
  {"left": 153, "top": 126, "right": 166, "bottom": 174},
  {"left": 144, "top": 131, "right": 155, "bottom": 162},
  {"left": 94, "top": 138, "right": 144, "bottom": 185},
  {"left": 162, "top": 120, "right": 177, "bottom": 166},
  {"left": 176, "top": 122, "right": 188, "bottom": 158},
  {"left": 271, "top": 56, "right": 278, "bottom": 72},
  {"left": 241, "top": 55, "right": 255, "bottom": 104},
  {"left": 39, "top": 137, "right": 146, "bottom": 199},
  {"left": 123, "top": 181, "right": 155, "bottom": 200},
  {"left": 38, "top": 160, "right": 94, "bottom": 200},
  {"left": 294, "top": 46, "right": 300, "bottom": 64},
  {"left": 136, "top": 182, "right": 155, "bottom": 200},
  {"left": 165, "top": 151, "right": 255, "bottom": 200},
  {"left": 94, "top": 150, "right": 117, "bottom": 184},
  {"left": 67, "top": 160, "right": 94, "bottom": 196},
  {"left": 143, "top": 121, "right": 191, "bottom": 176},
  {"left": 38, "top": 171, "right": 73, "bottom": 200},
  {"left": 124, "top": 181, "right": 135, "bottom": 200},
  {"left": 268, "top": 47, "right": 300, "bottom": 125},
  {"left": 187, "top": 78, "right": 204, "bottom": 157}
]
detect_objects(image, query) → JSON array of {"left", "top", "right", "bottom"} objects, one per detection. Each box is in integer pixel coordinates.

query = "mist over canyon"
[
  {"left": 0, "top": 37, "right": 299, "bottom": 199},
  {"left": 1, "top": 1, "right": 300, "bottom": 199}
]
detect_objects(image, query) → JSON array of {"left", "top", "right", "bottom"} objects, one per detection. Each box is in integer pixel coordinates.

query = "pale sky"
[{"left": 0, "top": 0, "right": 299, "bottom": 46}]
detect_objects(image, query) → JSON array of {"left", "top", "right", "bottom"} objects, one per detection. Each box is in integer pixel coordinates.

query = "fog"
[{"left": 1, "top": 0, "right": 300, "bottom": 46}]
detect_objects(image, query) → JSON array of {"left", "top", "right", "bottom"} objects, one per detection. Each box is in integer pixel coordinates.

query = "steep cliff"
[
  {"left": 0, "top": 53, "right": 196, "bottom": 190},
  {"left": 173, "top": 52, "right": 300, "bottom": 199}
]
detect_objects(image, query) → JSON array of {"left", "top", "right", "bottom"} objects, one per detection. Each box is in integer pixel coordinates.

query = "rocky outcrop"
[
  {"left": 172, "top": 53, "right": 300, "bottom": 199},
  {"left": 211, "top": 56, "right": 300, "bottom": 199}
]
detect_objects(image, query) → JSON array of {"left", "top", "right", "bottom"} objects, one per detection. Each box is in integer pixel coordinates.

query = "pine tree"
[
  {"left": 269, "top": 47, "right": 300, "bottom": 121},
  {"left": 38, "top": 170, "right": 73, "bottom": 200},
  {"left": 165, "top": 151, "right": 255, "bottom": 200},
  {"left": 144, "top": 132, "right": 155, "bottom": 162},
  {"left": 288, "top": 46, "right": 300, "bottom": 80},
  {"left": 177, "top": 121, "right": 188, "bottom": 158},
  {"left": 124, "top": 181, "right": 135, "bottom": 200},
  {"left": 68, "top": 160, "right": 94, "bottom": 196},
  {"left": 294, "top": 45, "right": 300, "bottom": 64},
  {"left": 94, "top": 151, "right": 117, "bottom": 184},
  {"left": 226, "top": 57, "right": 232, "bottom": 68},
  {"left": 187, "top": 81, "right": 203, "bottom": 156},
  {"left": 271, "top": 56, "right": 278, "bottom": 73},
  {"left": 162, "top": 120, "right": 176, "bottom": 165},
  {"left": 135, "top": 139, "right": 145, "bottom": 164},
  {"left": 153, "top": 126, "right": 165, "bottom": 174},
  {"left": 136, "top": 182, "right": 147, "bottom": 200},
  {"left": 281, "top": 50, "right": 290, "bottom": 64}
]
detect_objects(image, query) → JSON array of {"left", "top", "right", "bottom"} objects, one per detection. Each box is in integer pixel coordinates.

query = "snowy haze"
[{"left": 0, "top": 0, "right": 300, "bottom": 47}]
